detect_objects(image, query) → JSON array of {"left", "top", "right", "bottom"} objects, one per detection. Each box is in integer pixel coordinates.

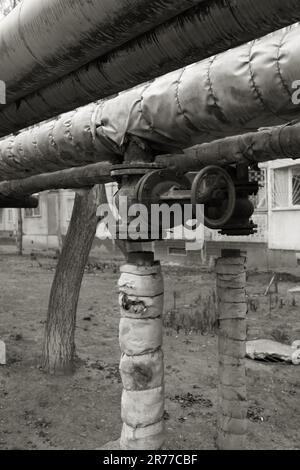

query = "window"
[
  {"left": 292, "top": 168, "right": 300, "bottom": 206},
  {"left": 272, "top": 166, "right": 300, "bottom": 209},
  {"left": 8, "top": 209, "right": 13, "bottom": 222},
  {"left": 25, "top": 195, "right": 41, "bottom": 217},
  {"left": 249, "top": 169, "right": 267, "bottom": 211},
  {"left": 272, "top": 168, "right": 289, "bottom": 208}
]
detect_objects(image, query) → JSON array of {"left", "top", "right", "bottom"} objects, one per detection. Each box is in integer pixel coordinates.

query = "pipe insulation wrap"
[
  {"left": 216, "top": 255, "right": 248, "bottom": 450},
  {"left": 122, "top": 387, "right": 165, "bottom": 428},
  {"left": 0, "top": 0, "right": 205, "bottom": 104},
  {"left": 118, "top": 261, "right": 165, "bottom": 450},
  {"left": 1, "top": 24, "right": 300, "bottom": 181},
  {"left": 1, "top": 0, "right": 300, "bottom": 136},
  {"left": 0, "top": 163, "right": 113, "bottom": 199},
  {"left": 119, "top": 293, "right": 164, "bottom": 319},
  {"left": 120, "top": 351, "right": 164, "bottom": 391},
  {"left": 121, "top": 421, "right": 165, "bottom": 451}
]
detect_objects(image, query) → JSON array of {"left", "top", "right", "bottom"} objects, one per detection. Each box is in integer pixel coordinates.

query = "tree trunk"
[
  {"left": 17, "top": 208, "right": 23, "bottom": 256},
  {"left": 42, "top": 184, "right": 105, "bottom": 375}
]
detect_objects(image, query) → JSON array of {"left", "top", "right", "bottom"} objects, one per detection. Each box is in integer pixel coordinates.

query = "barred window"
[
  {"left": 249, "top": 169, "right": 267, "bottom": 211},
  {"left": 292, "top": 168, "right": 300, "bottom": 206},
  {"left": 272, "top": 166, "right": 300, "bottom": 209},
  {"left": 272, "top": 168, "right": 289, "bottom": 208}
]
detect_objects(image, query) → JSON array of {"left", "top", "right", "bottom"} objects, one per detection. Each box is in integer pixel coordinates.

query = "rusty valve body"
[{"left": 111, "top": 161, "right": 258, "bottom": 239}]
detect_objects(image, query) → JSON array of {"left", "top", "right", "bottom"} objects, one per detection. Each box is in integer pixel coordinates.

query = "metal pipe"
[
  {"left": 156, "top": 122, "right": 300, "bottom": 171},
  {"left": 0, "top": 0, "right": 204, "bottom": 105},
  {"left": 0, "top": 163, "right": 113, "bottom": 198},
  {"left": 0, "top": 195, "right": 38, "bottom": 208},
  {"left": 2, "top": 119, "right": 300, "bottom": 199},
  {"left": 1, "top": 0, "right": 300, "bottom": 137},
  {"left": 0, "top": 24, "right": 300, "bottom": 181}
]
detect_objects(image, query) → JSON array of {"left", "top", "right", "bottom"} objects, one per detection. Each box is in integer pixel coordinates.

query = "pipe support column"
[
  {"left": 216, "top": 250, "right": 248, "bottom": 450},
  {"left": 118, "top": 250, "right": 165, "bottom": 450}
]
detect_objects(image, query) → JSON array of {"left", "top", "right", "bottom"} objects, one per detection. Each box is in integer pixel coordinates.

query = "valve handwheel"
[
  {"left": 191, "top": 166, "right": 236, "bottom": 229},
  {"left": 136, "top": 169, "right": 191, "bottom": 206},
  {"left": 135, "top": 169, "right": 191, "bottom": 233}
]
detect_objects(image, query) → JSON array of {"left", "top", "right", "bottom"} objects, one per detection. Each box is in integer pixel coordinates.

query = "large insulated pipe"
[
  {"left": 0, "top": 23, "right": 300, "bottom": 181},
  {"left": 1, "top": 0, "right": 300, "bottom": 137},
  {"left": 2, "top": 121, "right": 300, "bottom": 199},
  {"left": 0, "top": 0, "right": 204, "bottom": 104}
]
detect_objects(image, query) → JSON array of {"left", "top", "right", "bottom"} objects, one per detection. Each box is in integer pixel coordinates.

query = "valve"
[
  {"left": 111, "top": 162, "right": 258, "bottom": 239},
  {"left": 191, "top": 165, "right": 236, "bottom": 230},
  {"left": 135, "top": 169, "right": 191, "bottom": 208}
]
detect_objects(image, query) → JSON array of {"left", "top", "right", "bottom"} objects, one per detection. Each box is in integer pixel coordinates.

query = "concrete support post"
[
  {"left": 118, "top": 249, "right": 165, "bottom": 450},
  {"left": 216, "top": 250, "right": 248, "bottom": 450}
]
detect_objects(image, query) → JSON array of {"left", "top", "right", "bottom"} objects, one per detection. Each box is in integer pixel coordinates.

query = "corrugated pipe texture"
[
  {"left": 1, "top": 0, "right": 300, "bottom": 137},
  {"left": 0, "top": 0, "right": 203, "bottom": 104},
  {"left": 0, "top": 24, "right": 300, "bottom": 182}
]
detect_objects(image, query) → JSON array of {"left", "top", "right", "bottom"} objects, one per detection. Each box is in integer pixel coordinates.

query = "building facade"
[
  {"left": 0, "top": 185, "right": 117, "bottom": 252},
  {"left": 0, "top": 190, "right": 74, "bottom": 250}
]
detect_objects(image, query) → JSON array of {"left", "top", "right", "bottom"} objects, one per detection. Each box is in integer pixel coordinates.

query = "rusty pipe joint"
[{"left": 111, "top": 162, "right": 164, "bottom": 242}]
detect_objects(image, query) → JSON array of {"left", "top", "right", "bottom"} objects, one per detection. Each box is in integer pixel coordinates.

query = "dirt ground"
[{"left": 0, "top": 251, "right": 299, "bottom": 450}]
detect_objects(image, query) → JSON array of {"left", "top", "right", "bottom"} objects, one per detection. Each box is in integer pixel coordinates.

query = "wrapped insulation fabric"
[
  {"left": 0, "top": 24, "right": 300, "bottom": 181},
  {"left": 1, "top": 0, "right": 300, "bottom": 137},
  {"left": 0, "top": 0, "right": 204, "bottom": 104}
]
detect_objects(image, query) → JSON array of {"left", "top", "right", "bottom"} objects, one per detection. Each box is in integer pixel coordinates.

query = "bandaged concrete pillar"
[
  {"left": 216, "top": 250, "right": 247, "bottom": 450},
  {"left": 118, "top": 250, "right": 165, "bottom": 450}
]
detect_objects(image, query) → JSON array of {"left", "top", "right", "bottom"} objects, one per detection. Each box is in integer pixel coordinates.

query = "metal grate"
[
  {"left": 292, "top": 168, "right": 300, "bottom": 206},
  {"left": 272, "top": 168, "right": 289, "bottom": 208}
]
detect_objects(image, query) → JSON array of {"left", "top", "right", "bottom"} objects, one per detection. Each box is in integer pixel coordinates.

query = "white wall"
[
  {"left": 23, "top": 193, "right": 49, "bottom": 236},
  {"left": 0, "top": 208, "right": 16, "bottom": 232},
  {"left": 268, "top": 210, "right": 300, "bottom": 250}
]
